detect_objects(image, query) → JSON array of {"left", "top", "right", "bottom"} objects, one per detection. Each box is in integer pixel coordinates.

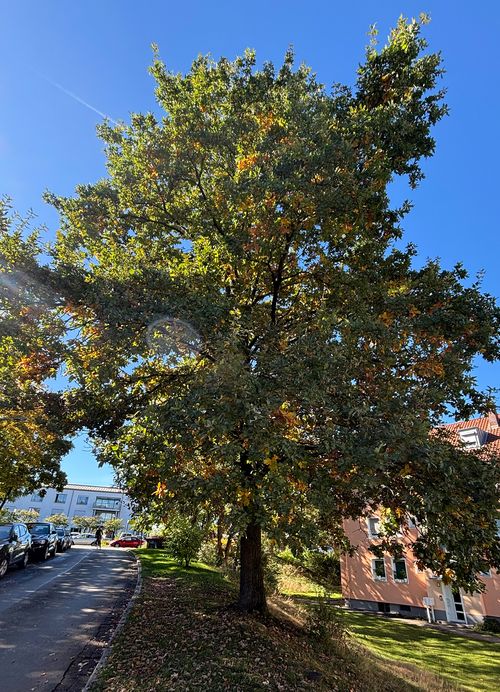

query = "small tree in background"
[
  {"left": 0, "top": 508, "right": 15, "bottom": 523},
  {"left": 103, "top": 517, "right": 123, "bottom": 537},
  {"left": 165, "top": 515, "right": 204, "bottom": 568},
  {"left": 13, "top": 508, "right": 42, "bottom": 524},
  {"left": 45, "top": 513, "right": 69, "bottom": 526},
  {"left": 71, "top": 515, "right": 99, "bottom": 532}
]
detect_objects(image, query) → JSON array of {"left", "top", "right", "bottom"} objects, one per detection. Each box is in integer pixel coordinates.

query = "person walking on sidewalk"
[{"left": 95, "top": 526, "right": 103, "bottom": 549}]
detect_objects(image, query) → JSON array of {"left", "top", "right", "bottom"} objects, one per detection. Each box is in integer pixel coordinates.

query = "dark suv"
[
  {"left": 27, "top": 522, "right": 58, "bottom": 560},
  {"left": 55, "top": 527, "right": 72, "bottom": 552},
  {"left": 0, "top": 523, "right": 32, "bottom": 578}
]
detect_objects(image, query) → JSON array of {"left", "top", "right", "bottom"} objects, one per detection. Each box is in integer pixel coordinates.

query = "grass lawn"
[
  {"left": 90, "top": 549, "right": 457, "bottom": 691},
  {"left": 277, "top": 563, "right": 342, "bottom": 599},
  {"left": 344, "top": 611, "right": 500, "bottom": 692}
]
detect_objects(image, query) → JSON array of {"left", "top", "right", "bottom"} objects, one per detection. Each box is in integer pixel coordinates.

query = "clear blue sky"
[{"left": 1, "top": 2, "right": 499, "bottom": 485}]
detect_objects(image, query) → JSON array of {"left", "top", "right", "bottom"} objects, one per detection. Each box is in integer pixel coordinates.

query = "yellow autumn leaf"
[
  {"left": 236, "top": 487, "right": 252, "bottom": 506},
  {"left": 153, "top": 481, "right": 167, "bottom": 497},
  {"left": 380, "top": 311, "right": 394, "bottom": 326},
  {"left": 263, "top": 454, "right": 278, "bottom": 472}
]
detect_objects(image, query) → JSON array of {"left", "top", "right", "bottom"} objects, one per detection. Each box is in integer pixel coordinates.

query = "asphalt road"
[{"left": 0, "top": 546, "right": 137, "bottom": 692}]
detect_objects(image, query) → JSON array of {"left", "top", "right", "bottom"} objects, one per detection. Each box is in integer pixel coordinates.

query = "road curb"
[{"left": 82, "top": 552, "right": 143, "bottom": 691}]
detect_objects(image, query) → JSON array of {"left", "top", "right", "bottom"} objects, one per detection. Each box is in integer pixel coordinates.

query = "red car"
[{"left": 110, "top": 536, "right": 144, "bottom": 548}]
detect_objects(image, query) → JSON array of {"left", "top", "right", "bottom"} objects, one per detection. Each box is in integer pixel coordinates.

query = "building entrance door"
[{"left": 441, "top": 584, "right": 467, "bottom": 623}]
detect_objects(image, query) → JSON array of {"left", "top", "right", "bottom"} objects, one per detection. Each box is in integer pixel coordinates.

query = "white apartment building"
[{"left": 5, "top": 484, "right": 134, "bottom": 529}]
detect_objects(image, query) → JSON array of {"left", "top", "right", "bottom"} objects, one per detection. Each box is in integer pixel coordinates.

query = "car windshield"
[
  {"left": 0, "top": 525, "right": 13, "bottom": 540},
  {"left": 28, "top": 525, "right": 49, "bottom": 536}
]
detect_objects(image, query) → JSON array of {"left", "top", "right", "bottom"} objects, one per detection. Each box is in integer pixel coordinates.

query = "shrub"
[
  {"left": 165, "top": 516, "right": 204, "bottom": 568},
  {"left": 473, "top": 617, "right": 500, "bottom": 635},
  {"left": 306, "top": 596, "right": 350, "bottom": 649},
  {"left": 304, "top": 550, "right": 341, "bottom": 588},
  {"left": 198, "top": 539, "right": 219, "bottom": 566}
]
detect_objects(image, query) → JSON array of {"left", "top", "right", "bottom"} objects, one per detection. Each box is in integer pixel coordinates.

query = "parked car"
[
  {"left": 0, "top": 523, "right": 32, "bottom": 577},
  {"left": 27, "top": 522, "right": 58, "bottom": 560},
  {"left": 55, "top": 527, "right": 72, "bottom": 552},
  {"left": 145, "top": 535, "right": 165, "bottom": 549},
  {"left": 110, "top": 536, "right": 144, "bottom": 548},
  {"left": 71, "top": 532, "right": 97, "bottom": 546}
]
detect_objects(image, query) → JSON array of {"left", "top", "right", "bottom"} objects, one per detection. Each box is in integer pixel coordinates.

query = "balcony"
[{"left": 93, "top": 500, "right": 121, "bottom": 511}]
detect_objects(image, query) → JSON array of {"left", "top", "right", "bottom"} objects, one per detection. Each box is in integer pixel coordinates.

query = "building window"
[
  {"left": 93, "top": 511, "right": 115, "bottom": 521},
  {"left": 30, "top": 493, "right": 43, "bottom": 502},
  {"left": 458, "top": 428, "right": 481, "bottom": 449},
  {"left": 28, "top": 507, "right": 40, "bottom": 515},
  {"left": 55, "top": 493, "right": 67, "bottom": 504},
  {"left": 377, "top": 602, "right": 390, "bottom": 613},
  {"left": 51, "top": 508, "right": 66, "bottom": 517},
  {"left": 479, "top": 570, "right": 491, "bottom": 577},
  {"left": 400, "top": 604, "right": 411, "bottom": 613},
  {"left": 368, "top": 517, "right": 381, "bottom": 538},
  {"left": 372, "top": 559, "right": 387, "bottom": 581},
  {"left": 76, "top": 495, "right": 88, "bottom": 505},
  {"left": 94, "top": 497, "right": 120, "bottom": 510},
  {"left": 392, "top": 559, "right": 409, "bottom": 583}
]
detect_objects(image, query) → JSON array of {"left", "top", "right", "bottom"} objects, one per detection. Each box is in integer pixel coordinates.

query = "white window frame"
[
  {"left": 392, "top": 558, "right": 409, "bottom": 583},
  {"left": 55, "top": 493, "right": 67, "bottom": 504},
  {"left": 371, "top": 558, "right": 387, "bottom": 581},
  {"left": 367, "top": 517, "right": 381, "bottom": 539},
  {"left": 458, "top": 428, "right": 481, "bottom": 449},
  {"left": 30, "top": 493, "right": 43, "bottom": 502},
  {"left": 76, "top": 495, "right": 89, "bottom": 505}
]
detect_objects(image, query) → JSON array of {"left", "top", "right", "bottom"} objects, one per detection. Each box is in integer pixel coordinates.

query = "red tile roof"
[{"left": 440, "top": 413, "right": 500, "bottom": 455}]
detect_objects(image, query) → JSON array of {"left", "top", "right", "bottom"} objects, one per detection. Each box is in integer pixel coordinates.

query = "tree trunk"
[{"left": 238, "top": 521, "right": 266, "bottom": 613}]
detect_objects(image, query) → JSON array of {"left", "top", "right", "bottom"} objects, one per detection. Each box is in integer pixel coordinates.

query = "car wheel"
[
  {"left": 43, "top": 545, "right": 50, "bottom": 561},
  {"left": 18, "top": 552, "right": 29, "bottom": 569},
  {"left": 51, "top": 545, "right": 57, "bottom": 558},
  {"left": 0, "top": 557, "right": 8, "bottom": 578}
]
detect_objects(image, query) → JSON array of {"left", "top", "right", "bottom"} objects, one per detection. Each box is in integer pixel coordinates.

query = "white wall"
[{"left": 5, "top": 486, "right": 134, "bottom": 528}]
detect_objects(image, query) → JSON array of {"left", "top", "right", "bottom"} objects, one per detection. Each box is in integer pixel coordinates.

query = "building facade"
[
  {"left": 341, "top": 413, "right": 500, "bottom": 624},
  {"left": 5, "top": 484, "right": 134, "bottom": 530}
]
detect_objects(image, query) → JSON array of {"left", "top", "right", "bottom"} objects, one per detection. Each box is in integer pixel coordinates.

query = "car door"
[{"left": 11, "top": 525, "right": 22, "bottom": 562}]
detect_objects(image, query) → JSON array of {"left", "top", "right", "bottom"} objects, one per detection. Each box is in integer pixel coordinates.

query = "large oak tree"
[{"left": 5, "top": 17, "right": 499, "bottom": 611}]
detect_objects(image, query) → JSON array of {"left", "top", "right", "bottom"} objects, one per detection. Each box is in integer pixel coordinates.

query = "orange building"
[{"left": 341, "top": 413, "right": 500, "bottom": 624}]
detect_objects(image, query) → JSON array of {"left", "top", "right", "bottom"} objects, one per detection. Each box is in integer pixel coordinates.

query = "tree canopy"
[
  {"left": 2, "top": 17, "right": 499, "bottom": 611},
  {"left": 0, "top": 201, "right": 70, "bottom": 509}
]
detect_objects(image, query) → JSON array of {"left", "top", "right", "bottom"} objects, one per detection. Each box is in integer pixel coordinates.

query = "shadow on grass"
[{"left": 344, "top": 611, "right": 500, "bottom": 692}]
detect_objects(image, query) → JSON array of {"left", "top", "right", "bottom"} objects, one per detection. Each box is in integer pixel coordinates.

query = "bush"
[
  {"left": 198, "top": 539, "right": 219, "bottom": 566},
  {"left": 473, "top": 617, "right": 500, "bottom": 635},
  {"left": 278, "top": 547, "right": 341, "bottom": 590},
  {"left": 304, "top": 550, "right": 341, "bottom": 588},
  {"left": 306, "top": 596, "right": 349, "bottom": 649},
  {"left": 165, "top": 516, "right": 204, "bottom": 568}
]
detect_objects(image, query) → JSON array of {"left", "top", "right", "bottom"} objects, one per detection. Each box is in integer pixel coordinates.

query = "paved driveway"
[{"left": 0, "top": 546, "right": 137, "bottom": 691}]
